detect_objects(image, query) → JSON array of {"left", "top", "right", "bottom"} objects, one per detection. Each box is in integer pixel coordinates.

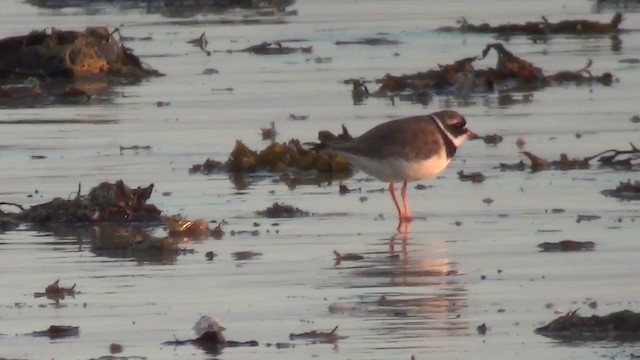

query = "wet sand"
[{"left": 1, "top": 0, "right": 640, "bottom": 359}]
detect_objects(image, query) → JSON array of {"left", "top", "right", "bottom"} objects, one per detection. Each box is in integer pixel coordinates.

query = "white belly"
[{"left": 340, "top": 151, "right": 451, "bottom": 183}]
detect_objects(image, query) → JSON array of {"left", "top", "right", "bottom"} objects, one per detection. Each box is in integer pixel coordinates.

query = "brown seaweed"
[
  {"left": 256, "top": 202, "right": 310, "bottom": 218},
  {"left": 28, "top": 325, "right": 79, "bottom": 339},
  {"left": 33, "top": 279, "right": 77, "bottom": 302},
  {"left": 335, "top": 37, "right": 402, "bottom": 46},
  {"left": 538, "top": 240, "right": 596, "bottom": 252},
  {"left": 289, "top": 325, "right": 344, "bottom": 343},
  {"left": 505, "top": 143, "right": 639, "bottom": 172},
  {"left": 163, "top": 332, "right": 258, "bottom": 355},
  {"left": 352, "top": 43, "right": 614, "bottom": 106},
  {"left": 2, "top": 180, "right": 161, "bottom": 224},
  {"left": 333, "top": 250, "right": 364, "bottom": 265},
  {"left": 601, "top": 180, "right": 640, "bottom": 200},
  {"left": 457, "top": 170, "right": 486, "bottom": 183},
  {"left": 189, "top": 138, "right": 352, "bottom": 177},
  {"left": 216, "top": 41, "right": 311, "bottom": 55},
  {"left": 0, "top": 27, "right": 161, "bottom": 79},
  {"left": 438, "top": 13, "right": 623, "bottom": 36},
  {"left": 535, "top": 310, "right": 640, "bottom": 341}
]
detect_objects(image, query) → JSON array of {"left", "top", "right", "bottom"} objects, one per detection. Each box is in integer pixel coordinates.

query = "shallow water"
[{"left": 2, "top": 0, "right": 640, "bottom": 359}]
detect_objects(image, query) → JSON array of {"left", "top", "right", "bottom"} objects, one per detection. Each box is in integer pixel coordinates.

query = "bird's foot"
[
  {"left": 400, "top": 215, "right": 413, "bottom": 222},
  {"left": 396, "top": 215, "right": 413, "bottom": 232}
]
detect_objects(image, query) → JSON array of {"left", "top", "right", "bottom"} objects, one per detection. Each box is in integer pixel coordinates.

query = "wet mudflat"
[{"left": 2, "top": 0, "right": 640, "bottom": 359}]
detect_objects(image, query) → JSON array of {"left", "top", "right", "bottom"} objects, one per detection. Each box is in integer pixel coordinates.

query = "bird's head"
[{"left": 432, "top": 110, "right": 478, "bottom": 147}]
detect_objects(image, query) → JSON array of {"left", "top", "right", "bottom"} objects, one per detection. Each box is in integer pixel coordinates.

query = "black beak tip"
[{"left": 467, "top": 130, "right": 481, "bottom": 140}]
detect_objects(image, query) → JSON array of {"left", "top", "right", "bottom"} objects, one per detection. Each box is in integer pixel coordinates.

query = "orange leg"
[
  {"left": 388, "top": 182, "right": 403, "bottom": 220},
  {"left": 400, "top": 180, "right": 412, "bottom": 221}
]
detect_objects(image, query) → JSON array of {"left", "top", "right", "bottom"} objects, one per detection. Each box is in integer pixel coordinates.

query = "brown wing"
[{"left": 328, "top": 115, "right": 448, "bottom": 161}]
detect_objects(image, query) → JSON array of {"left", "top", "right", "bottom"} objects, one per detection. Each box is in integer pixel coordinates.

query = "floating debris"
[
  {"left": 338, "top": 184, "right": 360, "bottom": 195},
  {"left": 457, "top": 170, "right": 486, "bottom": 183},
  {"left": 537, "top": 240, "right": 596, "bottom": 252},
  {"left": 288, "top": 113, "right": 309, "bottom": 121},
  {"left": 119, "top": 145, "right": 151, "bottom": 152},
  {"left": 351, "top": 43, "right": 614, "bottom": 106},
  {"left": 437, "top": 13, "right": 623, "bottom": 35},
  {"left": 335, "top": 37, "right": 402, "bottom": 46},
  {"left": 202, "top": 68, "right": 219, "bottom": 75},
  {"left": 2, "top": 180, "right": 161, "bottom": 224},
  {"left": 602, "top": 180, "right": 640, "bottom": 200},
  {"left": 482, "top": 197, "right": 494, "bottom": 205},
  {"left": 260, "top": 121, "right": 277, "bottom": 141},
  {"left": 0, "top": 27, "right": 161, "bottom": 79},
  {"left": 211, "top": 223, "right": 225, "bottom": 240},
  {"left": 477, "top": 323, "right": 488, "bottom": 335},
  {"left": 28, "top": 325, "right": 79, "bottom": 339},
  {"left": 498, "top": 160, "right": 527, "bottom": 171},
  {"left": 483, "top": 133, "right": 504, "bottom": 145},
  {"left": 27, "top": 0, "right": 297, "bottom": 13},
  {"left": 535, "top": 309, "right": 640, "bottom": 341},
  {"left": 163, "top": 316, "right": 258, "bottom": 353},
  {"left": 190, "top": 139, "right": 352, "bottom": 177},
  {"left": 333, "top": 250, "right": 364, "bottom": 265},
  {"left": 414, "top": 184, "right": 432, "bottom": 190},
  {"left": 34, "top": 279, "right": 77, "bottom": 302},
  {"left": 506, "top": 143, "right": 640, "bottom": 172},
  {"left": 189, "top": 158, "right": 225, "bottom": 175},
  {"left": 576, "top": 214, "right": 602, "bottom": 223},
  {"left": 351, "top": 79, "right": 369, "bottom": 105},
  {"left": 205, "top": 251, "right": 216, "bottom": 261},
  {"left": 256, "top": 202, "right": 311, "bottom": 218},
  {"left": 521, "top": 151, "right": 552, "bottom": 170},
  {"left": 217, "top": 41, "right": 311, "bottom": 55},
  {"left": 187, "top": 31, "right": 209, "bottom": 55},
  {"left": 0, "top": 181, "right": 212, "bottom": 261},
  {"left": 289, "top": 325, "right": 344, "bottom": 343},
  {"left": 232, "top": 251, "right": 262, "bottom": 261}
]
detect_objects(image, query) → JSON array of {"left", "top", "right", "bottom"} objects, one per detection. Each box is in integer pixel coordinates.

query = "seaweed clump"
[
  {"left": 0, "top": 27, "right": 161, "bottom": 79},
  {"left": 438, "top": 13, "right": 624, "bottom": 36},
  {"left": 499, "top": 143, "right": 640, "bottom": 172},
  {"left": 8, "top": 180, "right": 162, "bottom": 224},
  {"left": 535, "top": 310, "right": 640, "bottom": 341},
  {"left": 256, "top": 202, "right": 311, "bottom": 218},
  {"left": 351, "top": 43, "right": 614, "bottom": 106},
  {"left": 601, "top": 180, "right": 640, "bottom": 200},
  {"left": 0, "top": 181, "right": 216, "bottom": 263},
  {"left": 189, "top": 139, "right": 352, "bottom": 176}
]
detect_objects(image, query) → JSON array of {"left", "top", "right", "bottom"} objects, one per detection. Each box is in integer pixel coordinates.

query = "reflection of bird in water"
[{"left": 193, "top": 315, "right": 226, "bottom": 342}]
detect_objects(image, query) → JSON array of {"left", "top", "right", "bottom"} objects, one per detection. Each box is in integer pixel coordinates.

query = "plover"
[{"left": 315, "top": 110, "right": 476, "bottom": 224}]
